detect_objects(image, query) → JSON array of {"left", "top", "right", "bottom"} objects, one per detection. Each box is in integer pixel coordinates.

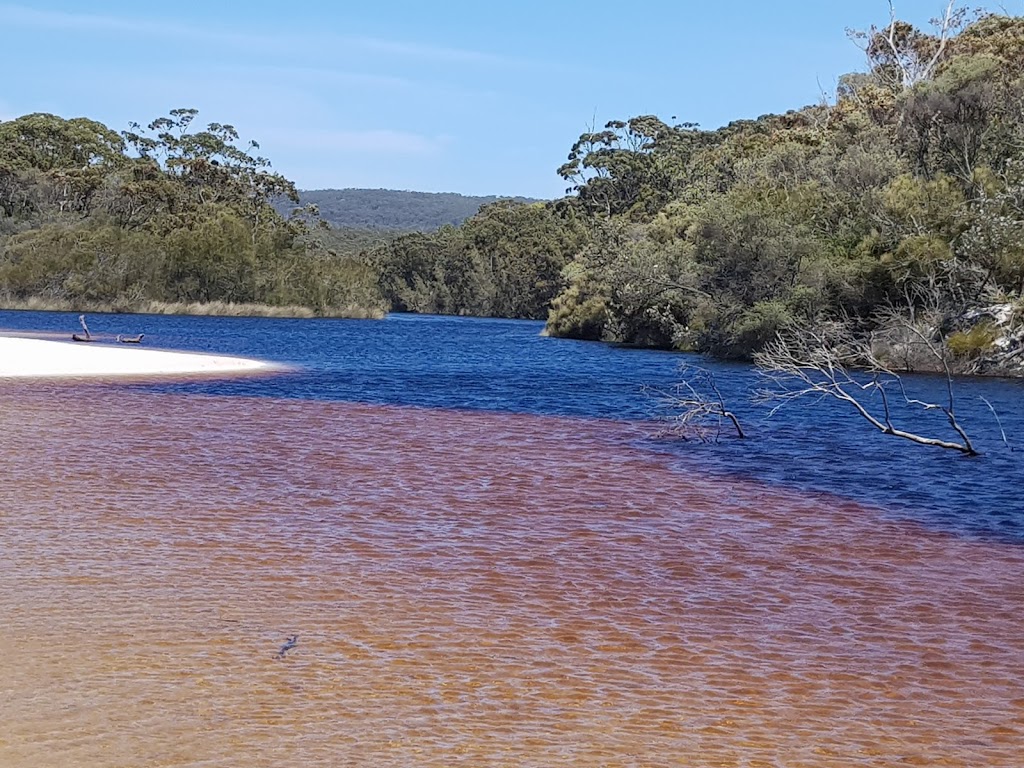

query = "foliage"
[
  {"left": 369, "top": 200, "right": 587, "bottom": 319},
  {"left": 537, "top": 8, "right": 1024, "bottom": 368},
  {"left": 5, "top": 7, "right": 1024, "bottom": 346},
  {"left": 0, "top": 109, "right": 386, "bottom": 317},
  {"left": 947, "top": 321, "right": 998, "bottom": 357}
]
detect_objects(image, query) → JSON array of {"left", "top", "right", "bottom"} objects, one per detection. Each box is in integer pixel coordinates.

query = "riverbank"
[
  {"left": 0, "top": 297, "right": 386, "bottom": 320},
  {"left": 0, "top": 335, "right": 278, "bottom": 379}
]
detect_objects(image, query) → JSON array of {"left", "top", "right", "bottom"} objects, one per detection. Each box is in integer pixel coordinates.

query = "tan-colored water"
[{"left": 1, "top": 385, "right": 1022, "bottom": 767}]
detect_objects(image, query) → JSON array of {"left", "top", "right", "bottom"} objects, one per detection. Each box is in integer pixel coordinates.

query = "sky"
[{"left": 1, "top": 1, "right": 1021, "bottom": 198}]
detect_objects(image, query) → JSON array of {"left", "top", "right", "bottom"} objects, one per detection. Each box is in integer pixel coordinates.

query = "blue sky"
[{"left": 1, "top": 1, "right": 1020, "bottom": 198}]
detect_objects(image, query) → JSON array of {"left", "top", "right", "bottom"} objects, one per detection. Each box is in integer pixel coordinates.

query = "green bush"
[
  {"left": 545, "top": 283, "right": 608, "bottom": 341},
  {"left": 947, "top": 322, "right": 998, "bottom": 358}
]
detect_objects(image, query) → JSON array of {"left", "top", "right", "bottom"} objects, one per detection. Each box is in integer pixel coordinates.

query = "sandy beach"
[{"left": 0, "top": 335, "right": 277, "bottom": 378}]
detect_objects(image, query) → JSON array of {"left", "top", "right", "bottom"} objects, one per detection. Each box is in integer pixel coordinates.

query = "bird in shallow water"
[{"left": 275, "top": 635, "right": 298, "bottom": 659}]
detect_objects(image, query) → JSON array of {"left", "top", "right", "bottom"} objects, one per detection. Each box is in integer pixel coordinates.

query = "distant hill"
[{"left": 295, "top": 188, "right": 539, "bottom": 232}]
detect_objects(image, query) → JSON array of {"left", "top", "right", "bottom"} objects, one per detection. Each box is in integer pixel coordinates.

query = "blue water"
[{"left": 3, "top": 309, "right": 1023, "bottom": 542}]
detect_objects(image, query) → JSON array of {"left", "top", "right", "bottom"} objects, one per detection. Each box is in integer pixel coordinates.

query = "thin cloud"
[
  {"left": 230, "top": 64, "right": 417, "bottom": 92},
  {"left": 0, "top": 4, "right": 147, "bottom": 32},
  {"left": 0, "top": 4, "right": 272, "bottom": 48},
  {"left": 0, "top": 3, "right": 527, "bottom": 68},
  {"left": 217, "top": 63, "right": 502, "bottom": 102},
  {"left": 280, "top": 128, "right": 449, "bottom": 156},
  {"left": 351, "top": 35, "right": 523, "bottom": 67}
]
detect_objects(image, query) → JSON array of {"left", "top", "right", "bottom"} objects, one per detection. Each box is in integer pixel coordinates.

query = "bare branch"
[
  {"left": 648, "top": 364, "right": 745, "bottom": 442},
  {"left": 754, "top": 320, "right": 979, "bottom": 456},
  {"left": 921, "top": 0, "right": 958, "bottom": 82},
  {"left": 856, "top": 1, "right": 963, "bottom": 89},
  {"left": 980, "top": 396, "right": 1011, "bottom": 450}
]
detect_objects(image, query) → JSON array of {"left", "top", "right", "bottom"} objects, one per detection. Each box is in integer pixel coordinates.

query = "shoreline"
[
  {"left": 0, "top": 298, "right": 386, "bottom": 320},
  {"left": 0, "top": 335, "right": 283, "bottom": 380}
]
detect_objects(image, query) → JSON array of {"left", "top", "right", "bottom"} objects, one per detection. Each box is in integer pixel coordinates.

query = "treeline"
[
  {"left": 4, "top": 8, "right": 1024, "bottom": 358},
  {"left": 542, "top": 11, "right": 1024, "bottom": 359},
  {"left": 293, "top": 189, "right": 537, "bottom": 231},
  {"left": 371, "top": 200, "right": 588, "bottom": 318},
  {"left": 371, "top": 9, "right": 1024, "bottom": 364},
  {"left": 0, "top": 109, "right": 385, "bottom": 317}
]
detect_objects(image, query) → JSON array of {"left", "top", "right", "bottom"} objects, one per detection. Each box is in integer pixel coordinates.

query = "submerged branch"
[
  {"left": 754, "top": 322, "right": 980, "bottom": 456},
  {"left": 649, "top": 364, "right": 745, "bottom": 442}
]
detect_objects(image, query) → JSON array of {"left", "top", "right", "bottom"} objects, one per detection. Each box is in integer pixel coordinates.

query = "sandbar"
[{"left": 0, "top": 335, "right": 278, "bottom": 379}]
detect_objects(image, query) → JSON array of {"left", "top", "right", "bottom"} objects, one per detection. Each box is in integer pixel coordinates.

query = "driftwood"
[
  {"left": 755, "top": 320, "right": 979, "bottom": 456},
  {"left": 648, "top": 364, "right": 746, "bottom": 442},
  {"left": 74, "top": 314, "right": 93, "bottom": 342},
  {"left": 73, "top": 315, "right": 145, "bottom": 344},
  {"left": 275, "top": 635, "right": 298, "bottom": 660}
]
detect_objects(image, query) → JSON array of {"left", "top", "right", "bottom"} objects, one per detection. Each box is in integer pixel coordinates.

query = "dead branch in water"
[
  {"left": 754, "top": 320, "right": 979, "bottom": 456},
  {"left": 648, "top": 364, "right": 745, "bottom": 442}
]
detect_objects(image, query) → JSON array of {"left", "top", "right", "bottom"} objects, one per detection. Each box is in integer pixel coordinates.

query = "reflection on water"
[{"left": 2, "top": 384, "right": 1022, "bottom": 767}]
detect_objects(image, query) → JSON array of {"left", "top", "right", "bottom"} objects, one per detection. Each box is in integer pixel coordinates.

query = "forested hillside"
[
  {"left": 3, "top": 6, "right": 1024, "bottom": 373},
  {"left": 295, "top": 189, "right": 536, "bottom": 231},
  {"left": 370, "top": 8, "right": 1024, "bottom": 374}
]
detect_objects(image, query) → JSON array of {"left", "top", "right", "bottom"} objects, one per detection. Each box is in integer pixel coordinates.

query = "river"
[{"left": 1, "top": 310, "right": 1022, "bottom": 767}]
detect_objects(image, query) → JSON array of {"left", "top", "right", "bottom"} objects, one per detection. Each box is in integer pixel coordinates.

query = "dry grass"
[
  {"left": 0, "top": 296, "right": 386, "bottom": 320},
  {"left": 139, "top": 300, "right": 319, "bottom": 318},
  {"left": 0, "top": 296, "right": 89, "bottom": 313}
]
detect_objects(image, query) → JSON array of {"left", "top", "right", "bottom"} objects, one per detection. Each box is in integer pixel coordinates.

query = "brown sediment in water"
[{"left": 1, "top": 385, "right": 1022, "bottom": 767}]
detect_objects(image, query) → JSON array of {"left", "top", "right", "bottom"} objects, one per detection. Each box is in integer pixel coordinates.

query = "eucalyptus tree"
[
  {"left": 847, "top": 1, "right": 966, "bottom": 91},
  {"left": 120, "top": 108, "right": 300, "bottom": 237},
  {"left": 558, "top": 115, "right": 707, "bottom": 220},
  {"left": 0, "top": 113, "right": 127, "bottom": 218}
]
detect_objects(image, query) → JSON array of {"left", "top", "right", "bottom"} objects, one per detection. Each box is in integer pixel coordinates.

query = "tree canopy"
[
  {"left": 5, "top": 6, "right": 1024, "bottom": 362},
  {"left": 0, "top": 109, "right": 385, "bottom": 316},
  {"left": 537, "top": 8, "right": 1024, "bottom": 368}
]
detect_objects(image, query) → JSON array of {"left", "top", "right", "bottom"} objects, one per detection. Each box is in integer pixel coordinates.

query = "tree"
[
  {"left": 121, "top": 108, "right": 300, "bottom": 239},
  {"left": 961, "top": 156, "right": 1024, "bottom": 295},
  {"left": 372, "top": 229, "right": 467, "bottom": 314},
  {"left": 848, "top": 1, "right": 967, "bottom": 91},
  {"left": 0, "top": 113, "right": 127, "bottom": 218},
  {"left": 462, "top": 200, "right": 587, "bottom": 319},
  {"left": 0, "top": 113, "right": 125, "bottom": 172},
  {"left": 372, "top": 200, "right": 586, "bottom": 319},
  {"left": 0, "top": 107, "right": 383, "bottom": 317},
  {"left": 544, "top": 218, "right": 703, "bottom": 347},
  {"left": 895, "top": 53, "right": 1005, "bottom": 182},
  {"left": 558, "top": 116, "right": 704, "bottom": 219},
  {"left": 162, "top": 211, "right": 257, "bottom": 303}
]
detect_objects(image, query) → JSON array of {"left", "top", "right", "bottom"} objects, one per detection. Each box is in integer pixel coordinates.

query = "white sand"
[{"left": 0, "top": 336, "right": 278, "bottom": 379}]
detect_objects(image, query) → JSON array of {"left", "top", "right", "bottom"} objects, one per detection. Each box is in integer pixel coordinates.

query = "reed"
[{"left": 0, "top": 297, "right": 386, "bottom": 320}]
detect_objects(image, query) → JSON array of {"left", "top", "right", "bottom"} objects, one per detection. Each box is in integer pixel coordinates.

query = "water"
[
  {"left": 1, "top": 309, "right": 1023, "bottom": 766},
  {"left": 5, "top": 310, "right": 1023, "bottom": 541}
]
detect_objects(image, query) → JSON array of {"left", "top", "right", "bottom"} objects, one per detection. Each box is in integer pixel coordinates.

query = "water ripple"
[{"left": 2, "top": 387, "right": 1023, "bottom": 766}]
